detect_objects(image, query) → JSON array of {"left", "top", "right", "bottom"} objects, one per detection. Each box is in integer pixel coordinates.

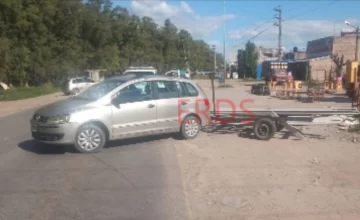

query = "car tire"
[
  {"left": 179, "top": 115, "right": 201, "bottom": 140},
  {"left": 71, "top": 88, "right": 80, "bottom": 95},
  {"left": 73, "top": 124, "right": 106, "bottom": 153}
]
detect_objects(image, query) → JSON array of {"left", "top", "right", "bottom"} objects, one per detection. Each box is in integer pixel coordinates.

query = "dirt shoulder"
[
  {"left": 0, "top": 92, "right": 67, "bottom": 118},
  {"left": 174, "top": 86, "right": 360, "bottom": 220}
]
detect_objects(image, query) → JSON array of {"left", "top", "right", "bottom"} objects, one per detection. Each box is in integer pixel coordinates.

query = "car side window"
[
  {"left": 155, "top": 80, "right": 185, "bottom": 99},
  {"left": 182, "top": 82, "right": 199, "bottom": 97},
  {"left": 113, "top": 81, "right": 153, "bottom": 104},
  {"left": 74, "top": 78, "right": 85, "bottom": 84},
  {"left": 85, "top": 78, "right": 94, "bottom": 83}
]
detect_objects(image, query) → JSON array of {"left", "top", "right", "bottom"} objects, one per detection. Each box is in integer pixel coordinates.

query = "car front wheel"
[{"left": 74, "top": 124, "right": 106, "bottom": 153}]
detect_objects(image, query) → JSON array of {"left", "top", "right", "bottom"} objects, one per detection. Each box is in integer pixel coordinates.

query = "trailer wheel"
[{"left": 253, "top": 118, "right": 276, "bottom": 140}]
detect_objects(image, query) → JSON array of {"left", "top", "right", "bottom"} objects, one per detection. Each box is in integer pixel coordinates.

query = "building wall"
[
  {"left": 305, "top": 35, "right": 357, "bottom": 82},
  {"left": 332, "top": 36, "right": 357, "bottom": 61},
  {"left": 309, "top": 57, "right": 335, "bottom": 81},
  {"left": 294, "top": 51, "right": 306, "bottom": 60},
  {"left": 306, "top": 36, "right": 334, "bottom": 59}
]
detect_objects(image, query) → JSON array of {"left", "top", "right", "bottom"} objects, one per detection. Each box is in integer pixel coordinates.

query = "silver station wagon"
[{"left": 30, "top": 75, "right": 211, "bottom": 153}]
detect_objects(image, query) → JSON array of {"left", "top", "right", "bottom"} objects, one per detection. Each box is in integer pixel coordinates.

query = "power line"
[
  {"left": 232, "top": 0, "right": 339, "bottom": 49},
  {"left": 284, "top": 0, "right": 339, "bottom": 21},
  {"left": 230, "top": 3, "right": 289, "bottom": 45}
]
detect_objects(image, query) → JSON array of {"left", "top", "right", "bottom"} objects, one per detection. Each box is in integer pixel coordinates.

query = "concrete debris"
[
  {"left": 338, "top": 116, "right": 359, "bottom": 130},
  {"left": 309, "top": 158, "right": 319, "bottom": 164}
]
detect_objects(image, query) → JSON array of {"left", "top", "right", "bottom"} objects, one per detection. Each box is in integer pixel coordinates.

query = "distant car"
[
  {"left": 31, "top": 74, "right": 210, "bottom": 153},
  {"left": 123, "top": 66, "right": 157, "bottom": 77},
  {"left": 61, "top": 77, "right": 96, "bottom": 95}
]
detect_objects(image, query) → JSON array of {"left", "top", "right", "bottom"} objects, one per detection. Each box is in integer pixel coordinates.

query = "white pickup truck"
[{"left": 123, "top": 66, "right": 157, "bottom": 76}]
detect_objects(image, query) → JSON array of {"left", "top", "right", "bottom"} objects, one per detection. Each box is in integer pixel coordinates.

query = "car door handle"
[
  {"left": 148, "top": 104, "right": 155, "bottom": 108},
  {"left": 181, "top": 101, "right": 188, "bottom": 105}
]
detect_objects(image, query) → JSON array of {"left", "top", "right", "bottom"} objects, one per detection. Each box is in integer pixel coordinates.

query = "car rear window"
[
  {"left": 196, "top": 83, "right": 206, "bottom": 95},
  {"left": 183, "top": 82, "right": 199, "bottom": 97}
]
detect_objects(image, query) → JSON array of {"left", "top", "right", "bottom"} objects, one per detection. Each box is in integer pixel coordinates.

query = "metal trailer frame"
[{"left": 207, "top": 74, "right": 359, "bottom": 141}]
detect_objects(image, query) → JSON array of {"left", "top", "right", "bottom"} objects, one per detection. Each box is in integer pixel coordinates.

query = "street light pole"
[
  {"left": 212, "top": 45, "right": 217, "bottom": 73},
  {"left": 355, "top": 26, "right": 359, "bottom": 61},
  {"left": 223, "top": 0, "right": 226, "bottom": 83}
]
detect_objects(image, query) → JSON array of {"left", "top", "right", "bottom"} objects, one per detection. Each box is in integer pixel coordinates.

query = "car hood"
[{"left": 35, "top": 97, "right": 94, "bottom": 117}]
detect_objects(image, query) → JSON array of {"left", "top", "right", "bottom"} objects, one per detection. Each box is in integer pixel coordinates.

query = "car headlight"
[{"left": 47, "top": 114, "right": 71, "bottom": 124}]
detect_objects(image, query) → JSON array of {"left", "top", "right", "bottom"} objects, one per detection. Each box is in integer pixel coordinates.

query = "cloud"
[
  {"left": 229, "top": 18, "right": 358, "bottom": 51},
  {"left": 131, "top": 0, "right": 236, "bottom": 38},
  {"left": 206, "top": 40, "right": 238, "bottom": 62}
]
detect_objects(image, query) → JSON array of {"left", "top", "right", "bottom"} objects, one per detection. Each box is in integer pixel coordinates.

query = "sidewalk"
[{"left": 0, "top": 92, "right": 67, "bottom": 118}]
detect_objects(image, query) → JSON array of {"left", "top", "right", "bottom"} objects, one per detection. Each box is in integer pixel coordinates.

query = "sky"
[{"left": 113, "top": 0, "right": 360, "bottom": 62}]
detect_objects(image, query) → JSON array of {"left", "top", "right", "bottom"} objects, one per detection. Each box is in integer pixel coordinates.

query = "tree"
[
  {"left": 330, "top": 53, "right": 346, "bottom": 77},
  {"left": 237, "top": 49, "right": 246, "bottom": 78},
  {"left": 0, "top": 0, "right": 225, "bottom": 87},
  {"left": 244, "top": 41, "right": 259, "bottom": 78}
]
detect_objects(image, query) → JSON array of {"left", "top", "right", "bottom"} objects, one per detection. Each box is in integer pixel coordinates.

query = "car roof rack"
[{"left": 127, "top": 66, "right": 156, "bottom": 70}]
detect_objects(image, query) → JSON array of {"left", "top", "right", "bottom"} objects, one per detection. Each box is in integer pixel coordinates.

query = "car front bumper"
[{"left": 30, "top": 120, "right": 79, "bottom": 145}]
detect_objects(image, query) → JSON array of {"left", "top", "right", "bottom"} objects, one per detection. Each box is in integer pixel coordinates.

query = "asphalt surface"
[{"left": 0, "top": 109, "right": 188, "bottom": 220}]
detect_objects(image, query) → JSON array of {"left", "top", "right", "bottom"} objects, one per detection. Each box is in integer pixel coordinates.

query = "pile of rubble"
[{"left": 338, "top": 116, "right": 359, "bottom": 130}]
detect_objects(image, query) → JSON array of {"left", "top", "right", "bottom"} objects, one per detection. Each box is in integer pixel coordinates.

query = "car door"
[
  {"left": 110, "top": 80, "right": 158, "bottom": 139},
  {"left": 154, "top": 80, "right": 187, "bottom": 132}
]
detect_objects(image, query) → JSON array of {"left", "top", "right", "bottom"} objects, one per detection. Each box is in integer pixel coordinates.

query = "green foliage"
[
  {"left": 244, "top": 41, "right": 259, "bottom": 78},
  {"left": 0, "top": 0, "right": 224, "bottom": 87},
  {"left": 0, "top": 84, "right": 60, "bottom": 101},
  {"left": 218, "top": 84, "right": 233, "bottom": 88}
]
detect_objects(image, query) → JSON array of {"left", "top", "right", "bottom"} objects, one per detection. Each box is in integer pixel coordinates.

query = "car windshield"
[{"left": 74, "top": 79, "right": 125, "bottom": 101}]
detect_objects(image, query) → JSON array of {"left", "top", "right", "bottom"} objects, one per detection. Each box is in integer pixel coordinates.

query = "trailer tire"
[{"left": 253, "top": 117, "right": 276, "bottom": 140}]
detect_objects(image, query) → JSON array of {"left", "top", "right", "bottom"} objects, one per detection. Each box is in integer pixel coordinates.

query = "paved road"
[{"left": 0, "top": 109, "right": 188, "bottom": 220}]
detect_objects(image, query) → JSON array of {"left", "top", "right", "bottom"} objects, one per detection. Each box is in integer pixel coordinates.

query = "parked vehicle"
[
  {"left": 61, "top": 77, "right": 96, "bottom": 95},
  {"left": 31, "top": 74, "right": 210, "bottom": 153},
  {"left": 122, "top": 66, "right": 157, "bottom": 77}
]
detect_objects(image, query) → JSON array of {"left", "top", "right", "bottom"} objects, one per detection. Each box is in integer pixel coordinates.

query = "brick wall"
[
  {"left": 309, "top": 57, "right": 335, "bottom": 81},
  {"left": 333, "top": 36, "right": 357, "bottom": 61},
  {"left": 307, "top": 36, "right": 357, "bottom": 82}
]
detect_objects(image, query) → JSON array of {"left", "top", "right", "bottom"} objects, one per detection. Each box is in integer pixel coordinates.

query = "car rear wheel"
[
  {"left": 74, "top": 124, "right": 106, "bottom": 153},
  {"left": 71, "top": 88, "right": 80, "bottom": 95},
  {"left": 179, "top": 115, "right": 201, "bottom": 139}
]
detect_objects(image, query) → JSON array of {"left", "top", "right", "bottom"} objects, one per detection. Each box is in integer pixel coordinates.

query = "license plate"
[{"left": 31, "top": 125, "right": 38, "bottom": 132}]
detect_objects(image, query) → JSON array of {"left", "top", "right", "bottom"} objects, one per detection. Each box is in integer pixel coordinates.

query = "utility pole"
[
  {"left": 274, "top": 6, "right": 282, "bottom": 61},
  {"left": 212, "top": 45, "right": 217, "bottom": 73},
  {"left": 181, "top": 38, "right": 189, "bottom": 69},
  {"left": 223, "top": 0, "right": 226, "bottom": 83}
]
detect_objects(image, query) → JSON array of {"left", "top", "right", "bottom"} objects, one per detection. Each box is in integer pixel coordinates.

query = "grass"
[
  {"left": 0, "top": 84, "right": 60, "bottom": 101},
  {"left": 218, "top": 83, "right": 234, "bottom": 88}
]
